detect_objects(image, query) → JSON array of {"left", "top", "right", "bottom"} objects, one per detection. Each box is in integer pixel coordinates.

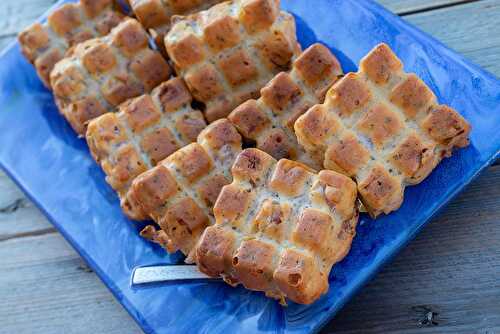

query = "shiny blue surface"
[{"left": 0, "top": 0, "right": 499, "bottom": 333}]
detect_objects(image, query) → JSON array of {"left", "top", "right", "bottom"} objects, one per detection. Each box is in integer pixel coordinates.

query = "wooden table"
[{"left": 0, "top": 1, "right": 499, "bottom": 333}]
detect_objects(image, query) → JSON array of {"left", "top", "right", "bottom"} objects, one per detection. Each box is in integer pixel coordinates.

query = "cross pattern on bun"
[
  {"left": 50, "top": 18, "right": 172, "bottom": 135},
  {"left": 164, "top": 0, "right": 301, "bottom": 122},
  {"left": 228, "top": 43, "right": 342, "bottom": 170},
  {"left": 18, "top": 0, "right": 124, "bottom": 88},
  {"left": 295, "top": 43, "right": 471, "bottom": 217},
  {"left": 86, "top": 78, "right": 206, "bottom": 220},
  {"left": 128, "top": 0, "right": 225, "bottom": 54},
  {"left": 128, "top": 119, "right": 242, "bottom": 261},
  {"left": 195, "top": 148, "right": 358, "bottom": 304}
]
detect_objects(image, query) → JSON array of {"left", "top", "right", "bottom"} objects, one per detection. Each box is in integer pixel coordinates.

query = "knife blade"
[{"left": 131, "top": 265, "right": 220, "bottom": 285}]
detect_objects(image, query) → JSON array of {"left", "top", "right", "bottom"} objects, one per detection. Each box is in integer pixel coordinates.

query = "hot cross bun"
[
  {"left": 127, "top": 0, "right": 225, "bottom": 54},
  {"left": 196, "top": 148, "right": 358, "bottom": 304},
  {"left": 128, "top": 119, "right": 243, "bottom": 260},
  {"left": 229, "top": 43, "right": 342, "bottom": 169},
  {"left": 86, "top": 77, "right": 206, "bottom": 220},
  {"left": 164, "top": 0, "right": 301, "bottom": 122},
  {"left": 50, "top": 18, "right": 171, "bottom": 135},
  {"left": 295, "top": 43, "right": 471, "bottom": 217},
  {"left": 18, "top": 0, "right": 124, "bottom": 87}
]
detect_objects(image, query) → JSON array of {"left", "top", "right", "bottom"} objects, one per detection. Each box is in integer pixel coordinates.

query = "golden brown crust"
[
  {"left": 268, "top": 159, "right": 312, "bottom": 196},
  {"left": 389, "top": 74, "right": 435, "bottom": 118},
  {"left": 295, "top": 43, "right": 471, "bottom": 217},
  {"left": 196, "top": 225, "right": 236, "bottom": 276},
  {"left": 359, "top": 42, "right": 402, "bottom": 85},
  {"left": 273, "top": 249, "right": 325, "bottom": 304},
  {"left": 184, "top": 64, "right": 224, "bottom": 102},
  {"left": 86, "top": 78, "right": 205, "bottom": 220},
  {"left": 228, "top": 44, "right": 343, "bottom": 169},
  {"left": 261, "top": 72, "right": 302, "bottom": 113},
  {"left": 293, "top": 42, "right": 342, "bottom": 98},
  {"left": 389, "top": 133, "right": 437, "bottom": 183},
  {"left": 328, "top": 73, "right": 371, "bottom": 117},
  {"left": 48, "top": 4, "right": 83, "bottom": 37},
  {"left": 198, "top": 174, "right": 230, "bottom": 208},
  {"left": 239, "top": 0, "right": 279, "bottom": 33},
  {"left": 51, "top": 18, "right": 171, "bottom": 135},
  {"left": 203, "top": 15, "right": 241, "bottom": 52},
  {"left": 128, "top": 119, "right": 242, "bottom": 256},
  {"left": 160, "top": 197, "right": 210, "bottom": 253},
  {"left": 129, "top": 165, "right": 179, "bottom": 217},
  {"left": 18, "top": 0, "right": 124, "bottom": 88},
  {"left": 324, "top": 132, "right": 370, "bottom": 177},
  {"left": 231, "top": 239, "right": 275, "bottom": 291},
  {"left": 140, "top": 128, "right": 179, "bottom": 165},
  {"left": 218, "top": 49, "right": 259, "bottom": 87},
  {"left": 177, "top": 144, "right": 214, "bottom": 183},
  {"left": 318, "top": 170, "right": 357, "bottom": 219},
  {"left": 358, "top": 165, "right": 403, "bottom": 215},
  {"left": 422, "top": 105, "right": 471, "bottom": 150},
  {"left": 195, "top": 148, "right": 358, "bottom": 305},
  {"left": 228, "top": 100, "right": 270, "bottom": 138},
  {"left": 140, "top": 225, "right": 172, "bottom": 251},
  {"left": 165, "top": 0, "right": 301, "bottom": 122},
  {"left": 357, "top": 104, "right": 404, "bottom": 148},
  {"left": 128, "top": 0, "right": 224, "bottom": 54}
]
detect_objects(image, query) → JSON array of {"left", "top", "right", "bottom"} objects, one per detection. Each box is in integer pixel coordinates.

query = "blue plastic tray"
[{"left": 0, "top": 0, "right": 499, "bottom": 333}]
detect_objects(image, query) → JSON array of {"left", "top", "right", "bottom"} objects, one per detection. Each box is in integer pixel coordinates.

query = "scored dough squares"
[
  {"left": 295, "top": 43, "right": 471, "bottom": 217},
  {"left": 18, "top": 0, "right": 124, "bottom": 87},
  {"left": 86, "top": 77, "right": 206, "bottom": 220},
  {"left": 195, "top": 148, "right": 358, "bottom": 304},
  {"left": 128, "top": 0, "right": 225, "bottom": 53},
  {"left": 228, "top": 43, "right": 343, "bottom": 170},
  {"left": 128, "top": 119, "right": 243, "bottom": 260},
  {"left": 51, "top": 18, "right": 172, "bottom": 135},
  {"left": 164, "top": 0, "right": 301, "bottom": 122}
]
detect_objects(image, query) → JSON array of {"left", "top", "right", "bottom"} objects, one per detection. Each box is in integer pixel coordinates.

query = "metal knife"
[{"left": 131, "top": 265, "right": 220, "bottom": 285}]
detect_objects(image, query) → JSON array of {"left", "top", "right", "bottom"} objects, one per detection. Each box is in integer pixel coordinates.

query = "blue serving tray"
[{"left": 0, "top": 0, "right": 499, "bottom": 333}]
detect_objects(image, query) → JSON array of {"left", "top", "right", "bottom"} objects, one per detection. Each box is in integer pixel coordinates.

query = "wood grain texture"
[
  {"left": 0, "top": 172, "right": 55, "bottom": 241},
  {"left": 378, "top": 0, "right": 476, "bottom": 14},
  {"left": 404, "top": 0, "right": 500, "bottom": 78},
  {"left": 0, "top": 232, "right": 141, "bottom": 334},
  {"left": 0, "top": 0, "right": 57, "bottom": 50},
  {"left": 325, "top": 165, "right": 500, "bottom": 334}
]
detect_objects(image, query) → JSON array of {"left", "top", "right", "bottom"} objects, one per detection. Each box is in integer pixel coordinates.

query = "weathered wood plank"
[
  {"left": 0, "top": 0, "right": 57, "bottom": 50},
  {"left": 378, "top": 0, "right": 474, "bottom": 14},
  {"left": 0, "top": 172, "right": 55, "bottom": 241},
  {"left": 0, "top": 0, "right": 57, "bottom": 37},
  {"left": 404, "top": 0, "right": 500, "bottom": 78},
  {"left": 325, "top": 165, "right": 500, "bottom": 333},
  {"left": 0, "top": 232, "right": 142, "bottom": 334}
]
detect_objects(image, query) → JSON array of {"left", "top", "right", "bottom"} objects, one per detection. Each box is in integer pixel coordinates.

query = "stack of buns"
[{"left": 19, "top": 0, "right": 470, "bottom": 305}]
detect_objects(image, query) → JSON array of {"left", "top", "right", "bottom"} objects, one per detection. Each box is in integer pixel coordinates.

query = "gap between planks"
[
  {"left": 398, "top": 0, "right": 483, "bottom": 16},
  {"left": 378, "top": 0, "right": 481, "bottom": 15},
  {"left": 0, "top": 233, "right": 142, "bottom": 334}
]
